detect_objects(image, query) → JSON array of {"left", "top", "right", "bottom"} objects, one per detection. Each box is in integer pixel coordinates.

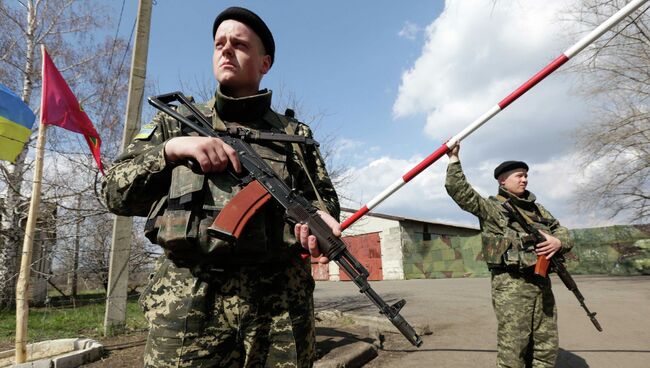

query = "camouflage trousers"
[
  {"left": 491, "top": 268, "right": 558, "bottom": 368},
  {"left": 139, "top": 256, "right": 316, "bottom": 368}
]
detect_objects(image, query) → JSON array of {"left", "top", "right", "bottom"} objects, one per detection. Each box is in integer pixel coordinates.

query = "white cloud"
[
  {"left": 339, "top": 147, "right": 621, "bottom": 229},
  {"left": 340, "top": 155, "right": 447, "bottom": 208},
  {"left": 339, "top": 0, "right": 634, "bottom": 228}
]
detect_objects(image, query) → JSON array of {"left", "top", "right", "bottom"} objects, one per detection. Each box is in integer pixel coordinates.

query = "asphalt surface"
[{"left": 313, "top": 275, "right": 650, "bottom": 368}]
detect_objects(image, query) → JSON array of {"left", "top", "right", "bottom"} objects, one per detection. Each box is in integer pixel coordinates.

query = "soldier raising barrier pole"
[{"left": 341, "top": 0, "right": 649, "bottom": 230}]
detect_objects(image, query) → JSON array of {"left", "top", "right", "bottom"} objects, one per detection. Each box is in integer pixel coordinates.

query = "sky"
[{"left": 115, "top": 0, "right": 626, "bottom": 230}]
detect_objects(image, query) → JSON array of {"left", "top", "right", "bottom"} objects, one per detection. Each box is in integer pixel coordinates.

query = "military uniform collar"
[
  {"left": 497, "top": 186, "right": 537, "bottom": 211},
  {"left": 212, "top": 88, "right": 272, "bottom": 123}
]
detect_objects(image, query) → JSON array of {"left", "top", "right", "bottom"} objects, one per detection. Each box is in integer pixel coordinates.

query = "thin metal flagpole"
[{"left": 341, "top": 0, "right": 649, "bottom": 230}]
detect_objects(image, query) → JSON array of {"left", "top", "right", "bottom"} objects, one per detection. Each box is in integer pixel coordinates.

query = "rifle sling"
[
  {"left": 496, "top": 196, "right": 550, "bottom": 276},
  {"left": 210, "top": 108, "right": 327, "bottom": 213},
  {"left": 268, "top": 110, "right": 328, "bottom": 213}
]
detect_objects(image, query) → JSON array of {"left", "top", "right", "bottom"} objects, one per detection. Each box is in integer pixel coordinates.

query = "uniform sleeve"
[
  {"left": 445, "top": 160, "right": 527, "bottom": 252},
  {"left": 445, "top": 161, "right": 496, "bottom": 219},
  {"left": 537, "top": 203, "right": 573, "bottom": 253},
  {"left": 101, "top": 112, "right": 180, "bottom": 217},
  {"left": 292, "top": 123, "right": 340, "bottom": 221}
]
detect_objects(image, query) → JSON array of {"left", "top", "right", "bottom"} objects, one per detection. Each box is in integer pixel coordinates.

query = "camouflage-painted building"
[
  {"left": 315, "top": 208, "right": 480, "bottom": 281},
  {"left": 317, "top": 209, "right": 650, "bottom": 281}
]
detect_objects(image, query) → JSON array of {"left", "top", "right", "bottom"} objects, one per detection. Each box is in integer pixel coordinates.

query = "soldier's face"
[
  {"left": 499, "top": 169, "right": 528, "bottom": 197},
  {"left": 213, "top": 20, "right": 271, "bottom": 97}
]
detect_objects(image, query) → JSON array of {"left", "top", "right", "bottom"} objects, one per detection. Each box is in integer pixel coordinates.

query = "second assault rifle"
[
  {"left": 501, "top": 200, "right": 603, "bottom": 332},
  {"left": 149, "top": 92, "right": 423, "bottom": 347}
]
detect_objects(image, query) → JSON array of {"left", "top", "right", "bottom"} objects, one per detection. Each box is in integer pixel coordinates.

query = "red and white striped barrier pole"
[{"left": 342, "top": 0, "right": 648, "bottom": 230}]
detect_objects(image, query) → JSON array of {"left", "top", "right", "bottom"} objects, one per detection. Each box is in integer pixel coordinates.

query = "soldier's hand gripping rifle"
[
  {"left": 148, "top": 92, "right": 423, "bottom": 347},
  {"left": 501, "top": 200, "right": 603, "bottom": 332}
]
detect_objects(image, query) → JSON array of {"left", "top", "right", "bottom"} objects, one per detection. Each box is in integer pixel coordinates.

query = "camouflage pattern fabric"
[
  {"left": 567, "top": 224, "right": 650, "bottom": 275},
  {"left": 492, "top": 269, "right": 557, "bottom": 368},
  {"left": 140, "top": 256, "right": 315, "bottom": 368},
  {"left": 445, "top": 161, "right": 571, "bottom": 268},
  {"left": 402, "top": 232, "right": 490, "bottom": 279},
  {"left": 445, "top": 160, "right": 568, "bottom": 368},
  {"left": 102, "top": 90, "right": 339, "bottom": 219},
  {"left": 102, "top": 89, "right": 340, "bottom": 367},
  {"left": 402, "top": 226, "right": 650, "bottom": 279}
]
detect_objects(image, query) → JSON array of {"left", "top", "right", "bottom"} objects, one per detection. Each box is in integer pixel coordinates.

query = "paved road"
[{"left": 314, "top": 275, "right": 650, "bottom": 368}]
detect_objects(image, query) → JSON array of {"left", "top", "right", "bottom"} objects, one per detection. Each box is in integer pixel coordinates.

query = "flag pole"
[
  {"left": 14, "top": 44, "right": 49, "bottom": 364},
  {"left": 14, "top": 127, "right": 48, "bottom": 364},
  {"left": 341, "top": 0, "right": 649, "bottom": 230}
]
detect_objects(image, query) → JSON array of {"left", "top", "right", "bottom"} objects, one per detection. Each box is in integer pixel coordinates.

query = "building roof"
[{"left": 341, "top": 207, "right": 479, "bottom": 231}]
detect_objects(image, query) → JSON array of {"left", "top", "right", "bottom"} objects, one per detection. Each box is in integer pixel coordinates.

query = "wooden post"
[{"left": 15, "top": 123, "right": 48, "bottom": 363}]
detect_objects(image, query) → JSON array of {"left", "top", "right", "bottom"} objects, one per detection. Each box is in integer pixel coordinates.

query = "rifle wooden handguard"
[{"left": 207, "top": 180, "right": 272, "bottom": 242}]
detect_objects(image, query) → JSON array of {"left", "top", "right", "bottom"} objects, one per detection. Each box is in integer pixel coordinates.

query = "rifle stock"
[{"left": 148, "top": 92, "right": 424, "bottom": 347}]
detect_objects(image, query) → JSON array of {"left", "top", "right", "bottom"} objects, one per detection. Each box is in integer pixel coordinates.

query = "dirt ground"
[
  {"left": 317, "top": 275, "right": 650, "bottom": 368},
  {"left": 4, "top": 275, "right": 648, "bottom": 367},
  {"left": 82, "top": 322, "right": 372, "bottom": 367},
  {"left": 83, "top": 332, "right": 147, "bottom": 367}
]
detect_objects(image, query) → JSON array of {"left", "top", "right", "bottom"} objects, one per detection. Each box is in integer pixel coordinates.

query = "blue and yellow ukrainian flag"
[{"left": 0, "top": 84, "right": 35, "bottom": 163}]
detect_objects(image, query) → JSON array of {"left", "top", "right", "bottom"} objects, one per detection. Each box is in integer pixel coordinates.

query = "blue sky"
[
  {"left": 116, "top": 1, "right": 624, "bottom": 230},
  {"left": 125, "top": 1, "right": 443, "bottom": 147}
]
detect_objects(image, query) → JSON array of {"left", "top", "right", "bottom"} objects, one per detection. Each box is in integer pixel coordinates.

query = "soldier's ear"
[{"left": 260, "top": 55, "right": 271, "bottom": 75}]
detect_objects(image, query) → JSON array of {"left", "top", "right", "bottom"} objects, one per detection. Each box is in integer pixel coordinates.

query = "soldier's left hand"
[
  {"left": 535, "top": 230, "right": 562, "bottom": 259},
  {"left": 295, "top": 210, "right": 341, "bottom": 264}
]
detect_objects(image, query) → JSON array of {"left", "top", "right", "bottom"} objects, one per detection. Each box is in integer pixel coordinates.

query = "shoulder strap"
[
  {"left": 267, "top": 110, "right": 328, "bottom": 212},
  {"left": 495, "top": 194, "right": 535, "bottom": 225},
  {"left": 187, "top": 98, "right": 228, "bottom": 132},
  {"left": 495, "top": 194, "right": 550, "bottom": 225}
]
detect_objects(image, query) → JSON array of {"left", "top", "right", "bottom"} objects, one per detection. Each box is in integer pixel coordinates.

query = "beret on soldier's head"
[
  {"left": 494, "top": 160, "right": 529, "bottom": 179},
  {"left": 212, "top": 7, "right": 275, "bottom": 66}
]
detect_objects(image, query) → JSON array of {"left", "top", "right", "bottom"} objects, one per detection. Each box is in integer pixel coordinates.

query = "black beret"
[
  {"left": 212, "top": 7, "right": 275, "bottom": 66},
  {"left": 494, "top": 160, "right": 529, "bottom": 179}
]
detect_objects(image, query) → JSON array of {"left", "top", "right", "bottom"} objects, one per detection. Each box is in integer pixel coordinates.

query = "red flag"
[{"left": 41, "top": 45, "right": 105, "bottom": 175}]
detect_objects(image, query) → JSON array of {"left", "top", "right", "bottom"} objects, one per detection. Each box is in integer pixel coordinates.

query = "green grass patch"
[{"left": 0, "top": 294, "right": 147, "bottom": 344}]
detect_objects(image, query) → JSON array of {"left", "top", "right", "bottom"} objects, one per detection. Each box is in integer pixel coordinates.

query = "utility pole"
[
  {"left": 68, "top": 194, "right": 82, "bottom": 298},
  {"left": 104, "top": 0, "right": 152, "bottom": 335}
]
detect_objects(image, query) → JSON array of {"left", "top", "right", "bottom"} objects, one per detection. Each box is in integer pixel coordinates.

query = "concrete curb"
[
  {"left": 314, "top": 341, "right": 378, "bottom": 368},
  {"left": 341, "top": 312, "right": 432, "bottom": 337},
  {"left": 313, "top": 309, "right": 429, "bottom": 366},
  {"left": 0, "top": 338, "right": 103, "bottom": 368}
]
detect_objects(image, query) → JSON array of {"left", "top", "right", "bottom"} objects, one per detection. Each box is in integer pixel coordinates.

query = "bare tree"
[
  {"left": 0, "top": 0, "right": 132, "bottom": 308},
  {"left": 273, "top": 83, "right": 355, "bottom": 200},
  {"left": 569, "top": 0, "right": 650, "bottom": 223}
]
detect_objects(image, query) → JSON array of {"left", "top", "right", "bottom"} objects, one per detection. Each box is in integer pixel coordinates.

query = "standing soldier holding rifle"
[
  {"left": 102, "top": 7, "right": 340, "bottom": 367},
  {"left": 445, "top": 144, "right": 571, "bottom": 368}
]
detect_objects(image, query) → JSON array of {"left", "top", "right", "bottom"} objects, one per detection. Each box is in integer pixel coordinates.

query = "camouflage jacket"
[
  {"left": 445, "top": 160, "right": 571, "bottom": 268},
  {"left": 101, "top": 89, "right": 340, "bottom": 266}
]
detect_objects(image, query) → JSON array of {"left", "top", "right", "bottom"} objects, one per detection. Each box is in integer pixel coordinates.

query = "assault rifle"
[
  {"left": 501, "top": 200, "right": 603, "bottom": 332},
  {"left": 149, "top": 92, "right": 423, "bottom": 347}
]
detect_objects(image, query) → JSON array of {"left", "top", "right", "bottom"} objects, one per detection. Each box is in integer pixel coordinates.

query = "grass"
[{"left": 0, "top": 293, "right": 147, "bottom": 345}]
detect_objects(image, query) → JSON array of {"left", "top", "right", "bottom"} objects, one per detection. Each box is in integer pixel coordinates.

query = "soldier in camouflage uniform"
[
  {"left": 445, "top": 144, "right": 572, "bottom": 368},
  {"left": 102, "top": 7, "right": 340, "bottom": 368}
]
